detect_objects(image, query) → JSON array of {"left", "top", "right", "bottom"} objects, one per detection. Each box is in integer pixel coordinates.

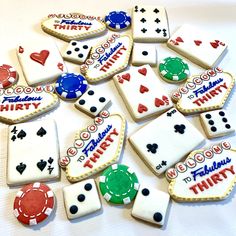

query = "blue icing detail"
[
  {"left": 55, "top": 73, "right": 88, "bottom": 100},
  {"left": 105, "top": 11, "right": 131, "bottom": 30}
]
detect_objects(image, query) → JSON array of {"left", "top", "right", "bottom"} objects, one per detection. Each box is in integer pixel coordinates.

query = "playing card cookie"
[
  {"left": 59, "top": 110, "right": 126, "bottom": 182},
  {"left": 129, "top": 108, "right": 205, "bottom": 176},
  {"left": 166, "top": 141, "right": 236, "bottom": 202},
  {"left": 80, "top": 33, "right": 133, "bottom": 83},
  {"left": 132, "top": 5, "right": 170, "bottom": 42},
  {"left": 17, "top": 38, "right": 67, "bottom": 86},
  {"left": 7, "top": 119, "right": 60, "bottom": 186},
  {"left": 41, "top": 13, "right": 106, "bottom": 42},
  {"left": 171, "top": 68, "right": 235, "bottom": 114},
  {"left": 167, "top": 24, "right": 228, "bottom": 68},
  {"left": 113, "top": 64, "right": 173, "bottom": 121},
  {"left": 0, "top": 64, "right": 18, "bottom": 89},
  {"left": 0, "top": 85, "right": 59, "bottom": 124}
]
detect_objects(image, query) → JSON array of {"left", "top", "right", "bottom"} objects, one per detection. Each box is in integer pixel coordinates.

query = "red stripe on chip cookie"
[{"left": 0, "top": 64, "right": 18, "bottom": 89}]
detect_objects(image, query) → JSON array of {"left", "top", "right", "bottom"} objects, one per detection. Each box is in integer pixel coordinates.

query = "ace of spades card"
[{"left": 7, "top": 119, "right": 60, "bottom": 186}]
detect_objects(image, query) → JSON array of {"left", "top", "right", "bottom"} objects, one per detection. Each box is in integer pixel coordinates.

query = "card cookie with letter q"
[
  {"left": 17, "top": 38, "right": 67, "bottom": 86},
  {"left": 59, "top": 110, "right": 126, "bottom": 182},
  {"left": 166, "top": 141, "right": 236, "bottom": 202},
  {"left": 167, "top": 24, "right": 227, "bottom": 69},
  {"left": 171, "top": 68, "right": 235, "bottom": 115}
]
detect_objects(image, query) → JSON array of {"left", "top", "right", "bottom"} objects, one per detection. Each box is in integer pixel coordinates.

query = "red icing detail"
[
  {"left": 30, "top": 50, "right": 49, "bottom": 66},
  {"left": 139, "top": 85, "right": 149, "bottom": 94},
  {"left": 176, "top": 37, "right": 184, "bottom": 43},
  {"left": 121, "top": 73, "right": 130, "bottom": 81},
  {"left": 162, "top": 95, "right": 169, "bottom": 105},
  {"left": 194, "top": 40, "right": 202, "bottom": 46},
  {"left": 155, "top": 98, "right": 165, "bottom": 107},
  {"left": 210, "top": 41, "right": 219, "bottom": 49},
  {"left": 138, "top": 104, "right": 148, "bottom": 113},
  {"left": 57, "top": 62, "right": 64, "bottom": 71},
  {"left": 138, "top": 68, "right": 147, "bottom": 76},
  {"left": 19, "top": 46, "right": 24, "bottom": 54}
]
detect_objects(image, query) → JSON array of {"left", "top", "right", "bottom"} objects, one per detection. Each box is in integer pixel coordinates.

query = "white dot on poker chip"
[
  {"left": 125, "top": 21, "right": 130, "bottom": 26},
  {"left": 61, "top": 91, "right": 68, "bottom": 98},
  {"left": 9, "top": 77, "right": 15, "bottom": 82},
  {"left": 14, "top": 209, "right": 20, "bottom": 217},
  {"left": 104, "top": 193, "right": 111, "bottom": 201},
  {"left": 173, "top": 75, "right": 179, "bottom": 80},
  {"left": 112, "top": 164, "right": 118, "bottom": 170},
  {"left": 161, "top": 70, "right": 167, "bottom": 76},
  {"left": 115, "top": 24, "right": 120, "bottom": 29},
  {"left": 99, "top": 176, "right": 106, "bottom": 183},
  {"left": 127, "top": 167, "right": 134, "bottom": 174},
  {"left": 47, "top": 190, "right": 54, "bottom": 198},
  {"left": 29, "top": 218, "right": 37, "bottom": 226},
  {"left": 134, "top": 183, "right": 140, "bottom": 190},
  {"left": 33, "top": 182, "right": 40, "bottom": 188},
  {"left": 45, "top": 207, "right": 53, "bottom": 216},
  {"left": 123, "top": 197, "right": 131, "bottom": 204},
  {"left": 16, "top": 190, "right": 24, "bottom": 198},
  {"left": 185, "top": 69, "right": 190, "bottom": 75},
  {"left": 76, "top": 91, "right": 82, "bottom": 97}
]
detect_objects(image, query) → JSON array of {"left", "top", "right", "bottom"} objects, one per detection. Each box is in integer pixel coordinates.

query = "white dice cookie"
[
  {"left": 167, "top": 24, "right": 227, "bottom": 69},
  {"left": 7, "top": 119, "right": 60, "bottom": 186},
  {"left": 63, "top": 40, "right": 91, "bottom": 64},
  {"left": 63, "top": 179, "right": 102, "bottom": 220},
  {"left": 132, "top": 43, "right": 157, "bottom": 66},
  {"left": 200, "top": 109, "right": 235, "bottom": 139},
  {"left": 75, "top": 86, "right": 111, "bottom": 117},
  {"left": 132, "top": 5, "right": 169, "bottom": 43},
  {"left": 129, "top": 108, "right": 205, "bottom": 175},
  {"left": 17, "top": 38, "right": 67, "bottom": 86},
  {"left": 132, "top": 185, "right": 170, "bottom": 226}
]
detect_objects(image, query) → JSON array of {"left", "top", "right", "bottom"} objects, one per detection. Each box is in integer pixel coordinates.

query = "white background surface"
[{"left": 1, "top": 0, "right": 236, "bottom": 235}]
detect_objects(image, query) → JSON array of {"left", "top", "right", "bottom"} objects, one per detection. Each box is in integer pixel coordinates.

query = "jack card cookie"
[
  {"left": 7, "top": 119, "right": 60, "bottom": 186},
  {"left": 113, "top": 64, "right": 173, "bottom": 121},
  {"left": 132, "top": 5, "right": 170, "bottom": 43},
  {"left": 41, "top": 13, "right": 106, "bottom": 42},
  {"left": 59, "top": 111, "right": 126, "bottom": 182},
  {"left": 171, "top": 68, "right": 235, "bottom": 115},
  {"left": 129, "top": 108, "right": 205, "bottom": 175},
  {"left": 166, "top": 141, "right": 236, "bottom": 202},
  {"left": 17, "top": 38, "right": 67, "bottom": 86},
  {"left": 167, "top": 24, "right": 228, "bottom": 69},
  {"left": 80, "top": 34, "right": 133, "bottom": 83},
  {"left": 0, "top": 85, "right": 59, "bottom": 124}
]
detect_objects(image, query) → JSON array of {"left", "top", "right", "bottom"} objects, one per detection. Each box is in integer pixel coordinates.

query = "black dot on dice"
[
  {"left": 75, "top": 47, "right": 80, "bottom": 52},
  {"left": 70, "top": 205, "right": 78, "bottom": 214},
  {"left": 222, "top": 118, "right": 228, "bottom": 123},
  {"left": 66, "top": 50, "right": 72, "bottom": 55},
  {"left": 141, "top": 188, "right": 150, "bottom": 196},
  {"left": 219, "top": 111, "right": 225, "bottom": 116},
  {"left": 153, "top": 212, "right": 163, "bottom": 222},
  {"left": 99, "top": 97, "right": 106, "bottom": 103},
  {"left": 78, "top": 53, "right": 84, "bottom": 58},
  {"left": 77, "top": 194, "right": 85, "bottom": 202},
  {"left": 79, "top": 99, "right": 85, "bottom": 105},
  {"left": 88, "top": 90, "right": 94, "bottom": 95},
  {"left": 72, "top": 42, "right": 77, "bottom": 46},
  {"left": 90, "top": 106, "right": 97, "bottom": 113},
  {"left": 205, "top": 114, "right": 211, "bottom": 119},
  {"left": 84, "top": 183, "right": 92, "bottom": 191},
  {"left": 83, "top": 45, "right": 88, "bottom": 49},
  {"left": 211, "top": 126, "right": 217, "bottom": 132},
  {"left": 226, "top": 124, "right": 231, "bottom": 129},
  {"left": 142, "top": 51, "right": 148, "bottom": 56},
  {"left": 208, "top": 120, "right": 214, "bottom": 125}
]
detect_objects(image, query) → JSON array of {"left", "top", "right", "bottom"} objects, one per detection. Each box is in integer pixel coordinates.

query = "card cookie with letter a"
[
  {"left": 166, "top": 141, "right": 236, "bottom": 202},
  {"left": 171, "top": 68, "right": 235, "bottom": 115},
  {"left": 59, "top": 110, "right": 126, "bottom": 182}
]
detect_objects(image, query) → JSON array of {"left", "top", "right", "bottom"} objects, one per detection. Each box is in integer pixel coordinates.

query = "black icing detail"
[
  {"left": 72, "top": 42, "right": 77, "bottom": 46},
  {"left": 211, "top": 126, "right": 217, "bottom": 132},
  {"left": 219, "top": 111, "right": 225, "bottom": 116},
  {"left": 142, "top": 188, "right": 150, "bottom": 196},
  {"left": 88, "top": 90, "right": 94, "bottom": 95},
  {"left": 226, "top": 124, "right": 231, "bottom": 129},
  {"left": 16, "top": 162, "right": 26, "bottom": 174},
  {"left": 75, "top": 47, "right": 80, "bottom": 52},
  {"left": 142, "top": 51, "right": 148, "bottom": 56},
  {"left": 70, "top": 205, "right": 78, "bottom": 214},
  {"left": 174, "top": 124, "right": 186, "bottom": 134},
  {"left": 90, "top": 106, "right": 97, "bottom": 113},
  {"left": 153, "top": 212, "right": 163, "bottom": 222},
  {"left": 77, "top": 194, "right": 85, "bottom": 202},
  {"left": 140, "top": 8, "right": 146, "bottom": 13},
  {"left": 222, "top": 118, "right": 228, "bottom": 123},
  {"left": 37, "top": 159, "right": 47, "bottom": 171},
  {"left": 147, "top": 143, "right": 158, "bottom": 154},
  {"left": 153, "top": 8, "right": 160, "bottom": 14},
  {"left": 141, "top": 28, "right": 147, "bottom": 33},
  {"left": 37, "top": 127, "right": 47, "bottom": 137},
  {"left": 99, "top": 97, "right": 106, "bottom": 103},
  {"left": 83, "top": 45, "right": 88, "bottom": 49},
  {"left": 17, "top": 130, "right": 26, "bottom": 139},
  {"left": 208, "top": 120, "right": 214, "bottom": 125},
  {"left": 66, "top": 50, "right": 72, "bottom": 55},
  {"left": 84, "top": 183, "right": 92, "bottom": 191},
  {"left": 140, "top": 18, "right": 146, "bottom": 23},
  {"left": 78, "top": 53, "right": 83, "bottom": 58},
  {"left": 79, "top": 99, "right": 85, "bottom": 105},
  {"left": 205, "top": 114, "right": 211, "bottom": 119}
]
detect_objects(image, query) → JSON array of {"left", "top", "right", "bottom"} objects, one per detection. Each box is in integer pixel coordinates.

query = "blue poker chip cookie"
[
  {"left": 105, "top": 11, "right": 131, "bottom": 31},
  {"left": 55, "top": 73, "right": 88, "bottom": 100}
]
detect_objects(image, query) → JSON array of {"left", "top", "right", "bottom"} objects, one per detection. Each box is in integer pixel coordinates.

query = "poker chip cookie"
[
  {"left": 99, "top": 164, "right": 139, "bottom": 204},
  {"left": 0, "top": 64, "right": 18, "bottom": 89},
  {"left": 159, "top": 57, "right": 190, "bottom": 83},
  {"left": 13, "top": 182, "right": 55, "bottom": 226},
  {"left": 105, "top": 11, "right": 131, "bottom": 31},
  {"left": 55, "top": 73, "right": 88, "bottom": 100}
]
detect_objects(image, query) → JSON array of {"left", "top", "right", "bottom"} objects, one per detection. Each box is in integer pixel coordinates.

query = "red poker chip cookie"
[
  {"left": 0, "top": 64, "right": 18, "bottom": 89},
  {"left": 13, "top": 182, "right": 55, "bottom": 226}
]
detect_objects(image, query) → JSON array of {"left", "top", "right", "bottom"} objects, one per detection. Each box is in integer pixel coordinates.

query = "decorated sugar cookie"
[
  {"left": 41, "top": 13, "right": 106, "bottom": 42},
  {"left": 166, "top": 141, "right": 236, "bottom": 202},
  {"left": 80, "top": 34, "right": 133, "bottom": 83},
  {"left": 0, "top": 85, "right": 59, "bottom": 124},
  {"left": 171, "top": 68, "right": 235, "bottom": 114},
  {"left": 59, "top": 110, "right": 126, "bottom": 182}
]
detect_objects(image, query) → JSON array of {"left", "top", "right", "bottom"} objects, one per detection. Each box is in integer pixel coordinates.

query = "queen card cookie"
[
  {"left": 166, "top": 141, "right": 236, "bottom": 202},
  {"left": 7, "top": 119, "right": 60, "bottom": 186},
  {"left": 17, "top": 38, "right": 67, "bottom": 86},
  {"left": 129, "top": 108, "right": 205, "bottom": 176},
  {"left": 41, "top": 13, "right": 106, "bottom": 42},
  {"left": 80, "top": 34, "right": 133, "bottom": 83},
  {"left": 171, "top": 68, "right": 235, "bottom": 114},
  {"left": 113, "top": 64, "right": 173, "bottom": 121},
  {"left": 59, "top": 111, "right": 126, "bottom": 182},
  {"left": 167, "top": 24, "right": 228, "bottom": 69},
  {"left": 0, "top": 85, "right": 59, "bottom": 124}
]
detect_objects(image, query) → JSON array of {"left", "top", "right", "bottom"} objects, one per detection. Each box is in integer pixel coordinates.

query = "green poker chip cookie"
[
  {"left": 99, "top": 164, "right": 139, "bottom": 204},
  {"left": 159, "top": 57, "right": 190, "bottom": 83}
]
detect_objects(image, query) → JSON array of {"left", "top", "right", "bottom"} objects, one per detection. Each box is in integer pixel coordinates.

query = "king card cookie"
[
  {"left": 0, "top": 85, "right": 59, "bottom": 124},
  {"left": 80, "top": 34, "right": 133, "bottom": 83},
  {"left": 41, "top": 13, "right": 106, "bottom": 42},
  {"left": 59, "top": 110, "right": 126, "bottom": 182},
  {"left": 166, "top": 141, "right": 236, "bottom": 202},
  {"left": 167, "top": 24, "right": 228, "bottom": 68},
  {"left": 17, "top": 38, "right": 67, "bottom": 86},
  {"left": 129, "top": 108, "right": 205, "bottom": 175},
  {"left": 113, "top": 64, "right": 173, "bottom": 121},
  {"left": 171, "top": 68, "right": 235, "bottom": 114},
  {"left": 7, "top": 119, "right": 60, "bottom": 186}
]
